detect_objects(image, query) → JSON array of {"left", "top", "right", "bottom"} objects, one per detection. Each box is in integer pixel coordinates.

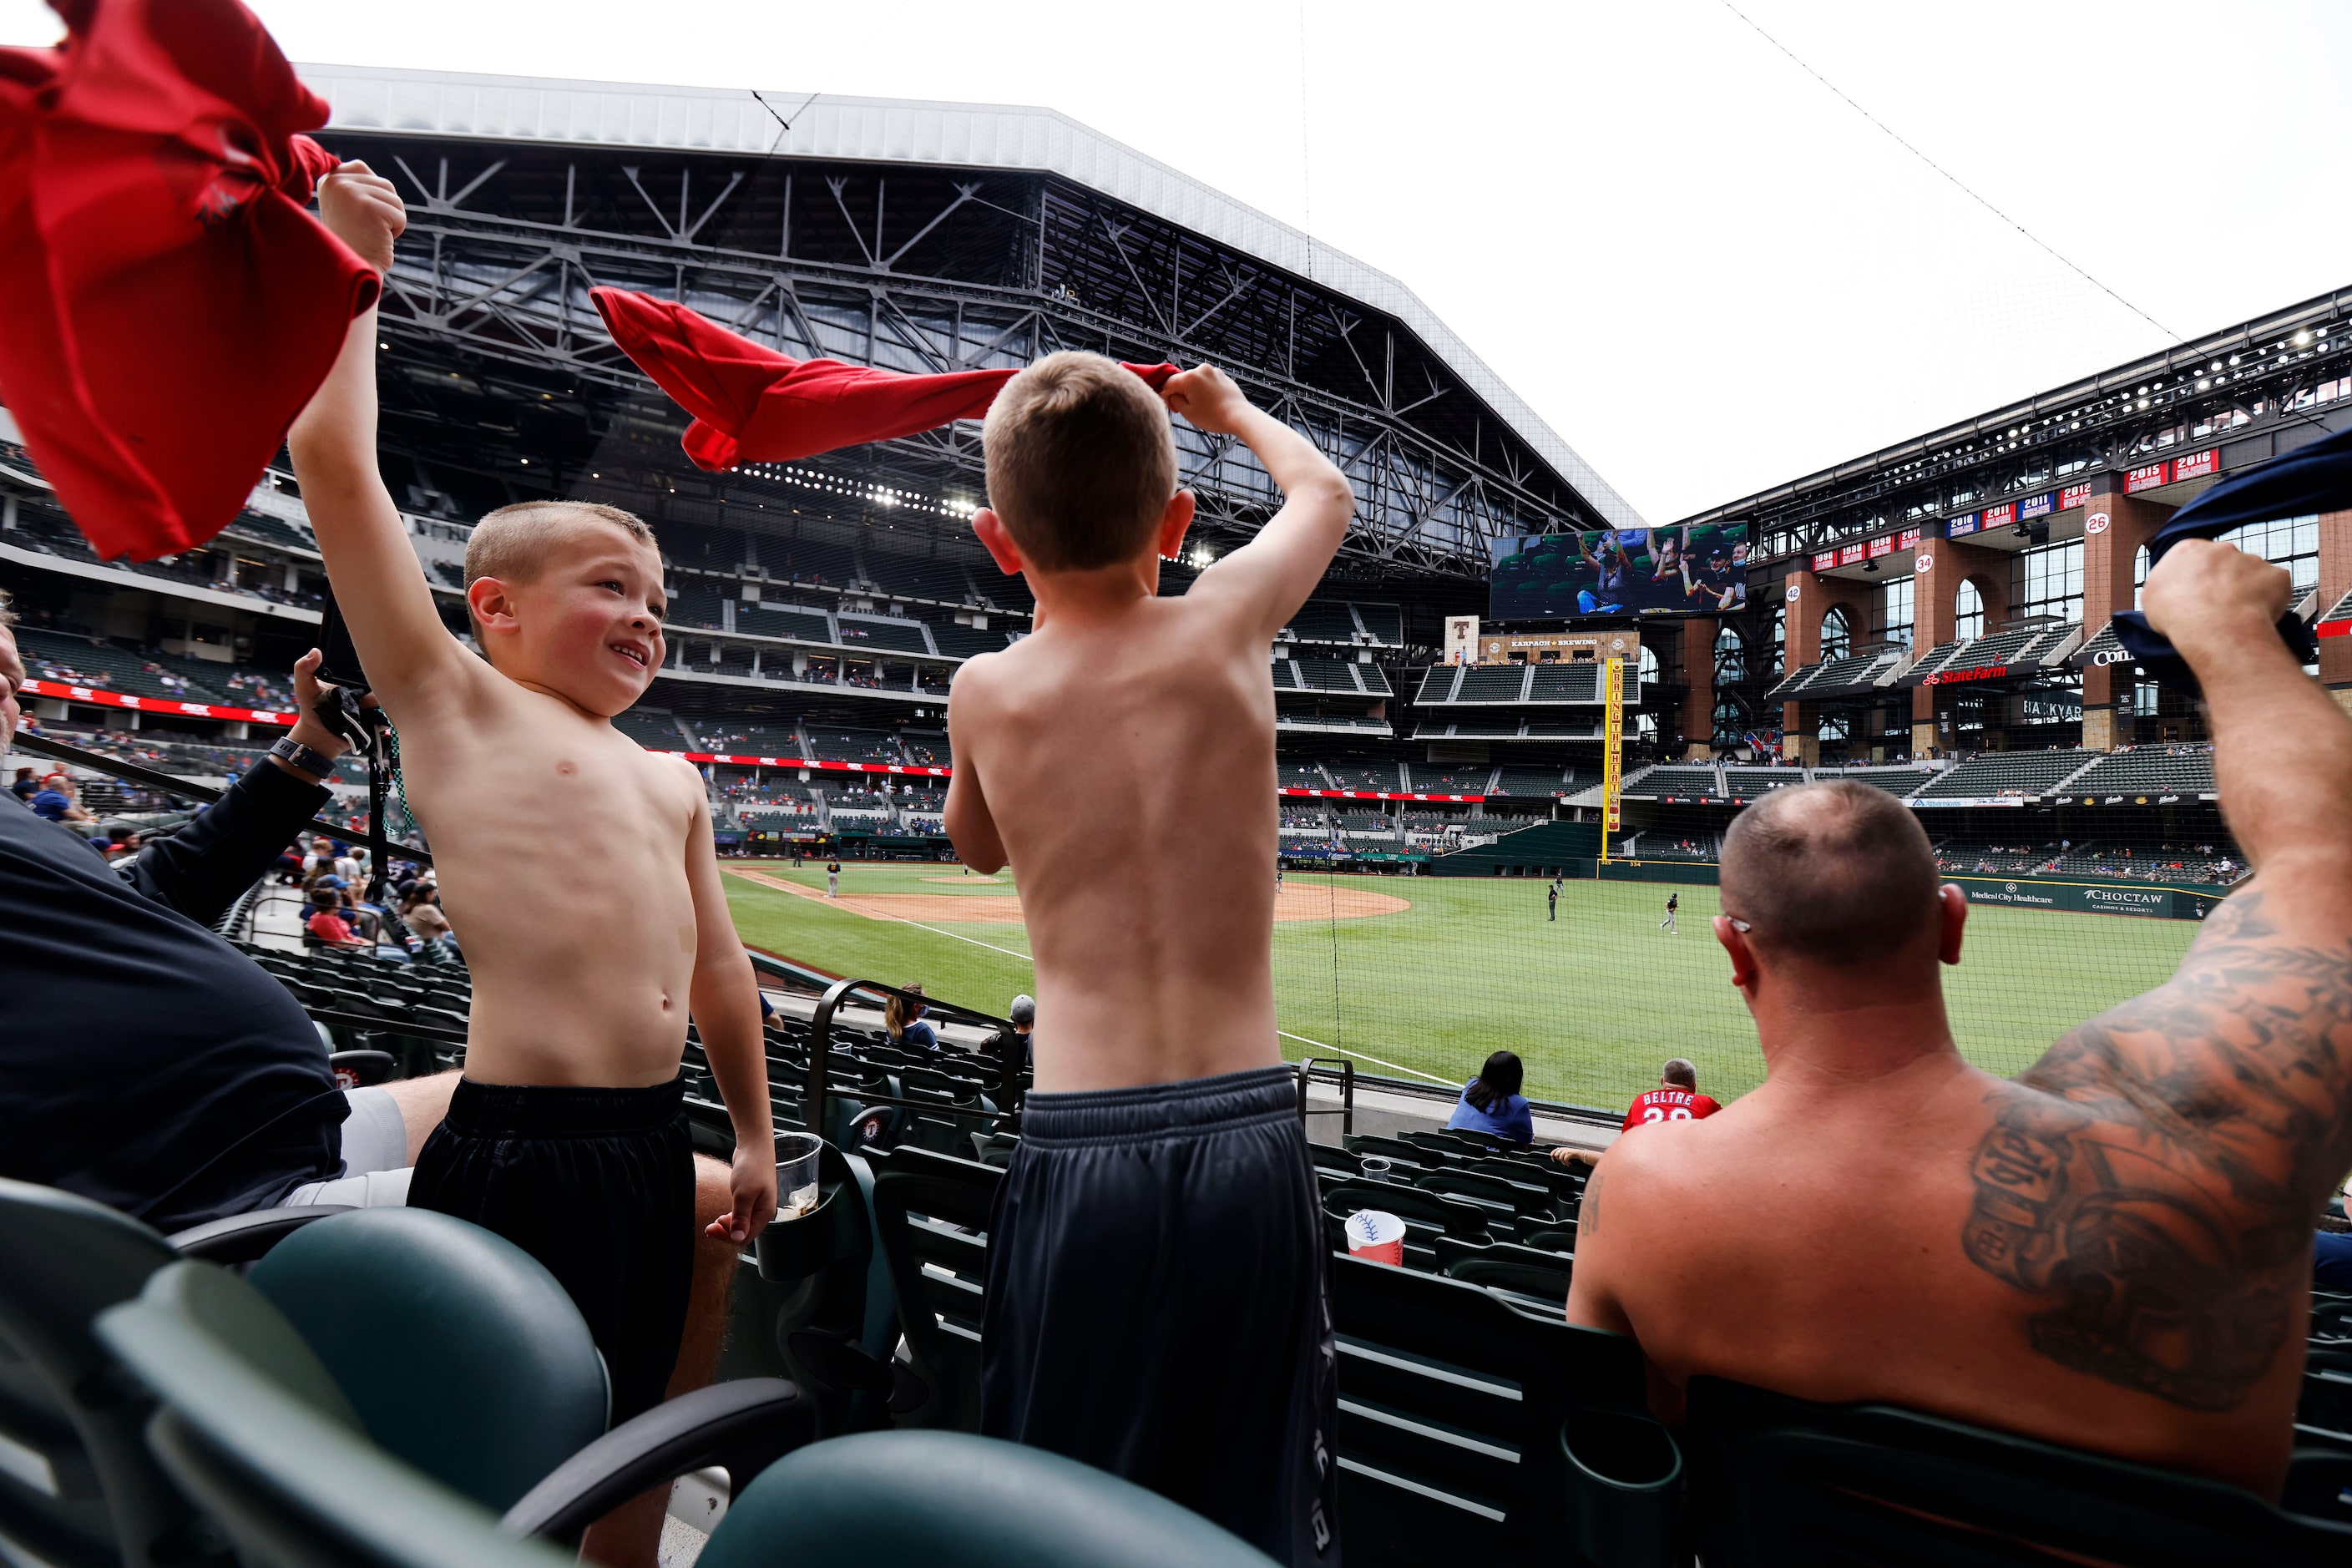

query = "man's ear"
[
  {"left": 467, "top": 576, "right": 523, "bottom": 639},
  {"left": 973, "top": 508, "right": 1026, "bottom": 576},
  {"left": 1155, "top": 489, "right": 1197, "bottom": 562},
  {"left": 1713, "top": 914, "right": 1759, "bottom": 991},
  {"left": 1937, "top": 883, "right": 1969, "bottom": 966}
]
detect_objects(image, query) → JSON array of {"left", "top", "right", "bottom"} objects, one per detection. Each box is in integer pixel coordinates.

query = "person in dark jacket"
[{"left": 0, "top": 610, "right": 455, "bottom": 1230}]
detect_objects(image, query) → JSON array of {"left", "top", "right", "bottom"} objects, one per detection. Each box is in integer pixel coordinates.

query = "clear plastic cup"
[
  {"left": 776, "top": 1131, "right": 822, "bottom": 1220},
  {"left": 1358, "top": 1155, "right": 1393, "bottom": 1184}
]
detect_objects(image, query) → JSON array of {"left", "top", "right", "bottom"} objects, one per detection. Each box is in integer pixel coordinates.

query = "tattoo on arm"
[
  {"left": 1960, "top": 890, "right": 2352, "bottom": 1411},
  {"left": 1580, "top": 1166, "right": 1602, "bottom": 1236}
]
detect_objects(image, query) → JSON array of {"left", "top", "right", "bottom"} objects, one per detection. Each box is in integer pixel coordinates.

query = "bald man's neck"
[{"left": 1746, "top": 959, "right": 1962, "bottom": 1090}]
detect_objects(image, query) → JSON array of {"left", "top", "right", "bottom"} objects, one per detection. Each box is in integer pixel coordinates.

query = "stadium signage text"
[
  {"left": 1982, "top": 503, "right": 2015, "bottom": 529},
  {"left": 1921, "top": 664, "right": 2006, "bottom": 685},
  {"left": 2091, "top": 647, "right": 2135, "bottom": 666},
  {"left": 1947, "top": 875, "right": 2177, "bottom": 918},
  {"left": 1282, "top": 787, "right": 1485, "bottom": 802},
  {"left": 2019, "top": 493, "right": 2055, "bottom": 521},
  {"left": 19, "top": 680, "right": 294, "bottom": 726},
  {"left": 2085, "top": 512, "right": 2110, "bottom": 535},
  {"left": 2125, "top": 463, "right": 2167, "bottom": 494},
  {"left": 1946, "top": 513, "right": 1980, "bottom": 538},
  {"left": 2059, "top": 482, "right": 2094, "bottom": 510}
]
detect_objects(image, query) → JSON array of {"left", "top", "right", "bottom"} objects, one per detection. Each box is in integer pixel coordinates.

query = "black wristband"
[{"left": 269, "top": 736, "right": 341, "bottom": 777}]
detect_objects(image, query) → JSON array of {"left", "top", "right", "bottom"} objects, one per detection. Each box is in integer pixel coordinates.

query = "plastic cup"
[
  {"left": 1345, "top": 1209, "right": 1407, "bottom": 1266},
  {"left": 776, "top": 1131, "right": 822, "bottom": 1220},
  {"left": 1358, "top": 1156, "right": 1393, "bottom": 1184}
]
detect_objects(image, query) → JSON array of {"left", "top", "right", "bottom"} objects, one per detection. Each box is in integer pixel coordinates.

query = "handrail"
[
  {"left": 1294, "top": 1057, "right": 1355, "bottom": 1136},
  {"left": 807, "top": 976, "right": 1020, "bottom": 1143},
  {"left": 8, "top": 730, "right": 433, "bottom": 867}
]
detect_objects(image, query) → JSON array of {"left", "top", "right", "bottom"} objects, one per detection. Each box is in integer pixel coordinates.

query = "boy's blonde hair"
[
  {"left": 465, "top": 501, "right": 658, "bottom": 593},
  {"left": 982, "top": 352, "right": 1175, "bottom": 571}
]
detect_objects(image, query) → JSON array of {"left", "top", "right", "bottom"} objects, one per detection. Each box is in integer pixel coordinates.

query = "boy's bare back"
[{"left": 946, "top": 358, "right": 1353, "bottom": 1091}]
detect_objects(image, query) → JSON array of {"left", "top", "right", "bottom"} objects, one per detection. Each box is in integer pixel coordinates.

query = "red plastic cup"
[{"left": 1345, "top": 1209, "right": 1406, "bottom": 1266}]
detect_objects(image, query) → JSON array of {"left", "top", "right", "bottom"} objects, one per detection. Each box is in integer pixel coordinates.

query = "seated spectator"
[
  {"left": 9, "top": 765, "right": 34, "bottom": 803},
  {"left": 1446, "top": 1050, "right": 1534, "bottom": 1146},
  {"left": 305, "top": 886, "right": 371, "bottom": 949},
  {"left": 1566, "top": 541, "right": 2352, "bottom": 1499},
  {"left": 2316, "top": 1231, "right": 2352, "bottom": 1293},
  {"left": 885, "top": 982, "right": 938, "bottom": 1051},
  {"left": 1621, "top": 1059, "right": 1720, "bottom": 1130},
  {"left": 401, "top": 886, "right": 457, "bottom": 961},
  {"left": 28, "top": 774, "right": 95, "bottom": 827},
  {"left": 982, "top": 993, "right": 1036, "bottom": 1071}
]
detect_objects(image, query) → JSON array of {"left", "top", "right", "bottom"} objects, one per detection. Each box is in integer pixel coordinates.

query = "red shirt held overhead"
[{"left": 1621, "top": 1087, "right": 1721, "bottom": 1132}]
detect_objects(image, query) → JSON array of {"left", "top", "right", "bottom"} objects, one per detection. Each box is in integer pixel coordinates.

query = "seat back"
[
  {"left": 1323, "top": 1181, "right": 1494, "bottom": 1256},
  {"left": 246, "top": 1210, "right": 609, "bottom": 1513},
  {"left": 1329, "top": 1254, "right": 1676, "bottom": 1566},
  {"left": 95, "top": 1262, "right": 575, "bottom": 1568},
  {"left": 863, "top": 1146, "right": 1001, "bottom": 1432},
  {"left": 1434, "top": 1237, "right": 1574, "bottom": 1308},
  {"left": 1685, "top": 1375, "right": 2352, "bottom": 1567},
  {"left": 0, "top": 1177, "right": 201, "bottom": 1568},
  {"left": 1346, "top": 1133, "right": 1449, "bottom": 1169},
  {"left": 699, "top": 1429, "right": 1279, "bottom": 1567}
]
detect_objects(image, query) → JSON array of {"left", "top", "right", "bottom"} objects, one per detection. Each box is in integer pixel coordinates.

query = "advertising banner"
[{"left": 1945, "top": 875, "right": 2182, "bottom": 918}]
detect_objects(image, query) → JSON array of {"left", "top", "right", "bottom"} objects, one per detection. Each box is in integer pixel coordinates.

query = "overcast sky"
[{"left": 10, "top": 1, "right": 2350, "bottom": 524}]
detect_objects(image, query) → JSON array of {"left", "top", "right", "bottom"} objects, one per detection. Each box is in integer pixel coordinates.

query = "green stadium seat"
[
  {"left": 1323, "top": 1180, "right": 1495, "bottom": 1257},
  {"left": 862, "top": 1146, "right": 1000, "bottom": 1431},
  {"left": 1683, "top": 1374, "right": 2352, "bottom": 1565},
  {"left": 1417, "top": 1167, "right": 1561, "bottom": 1224},
  {"left": 1469, "top": 1155, "right": 1584, "bottom": 1210},
  {"left": 1329, "top": 1254, "right": 1679, "bottom": 1566},
  {"left": 1347, "top": 1132, "right": 1452, "bottom": 1169}
]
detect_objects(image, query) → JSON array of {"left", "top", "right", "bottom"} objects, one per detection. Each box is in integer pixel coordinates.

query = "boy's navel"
[{"left": 557, "top": 759, "right": 576, "bottom": 775}]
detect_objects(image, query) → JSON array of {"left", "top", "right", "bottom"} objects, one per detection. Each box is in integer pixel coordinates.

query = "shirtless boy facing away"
[
  {"left": 946, "top": 354, "right": 1353, "bottom": 1565},
  {"left": 289, "top": 169, "right": 776, "bottom": 1437}
]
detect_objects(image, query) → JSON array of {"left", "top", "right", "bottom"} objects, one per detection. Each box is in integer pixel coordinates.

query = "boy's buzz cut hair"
[
  {"left": 464, "top": 500, "right": 658, "bottom": 594},
  {"left": 983, "top": 352, "right": 1176, "bottom": 571}
]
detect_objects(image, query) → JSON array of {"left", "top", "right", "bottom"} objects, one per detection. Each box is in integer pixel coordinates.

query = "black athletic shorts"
[
  {"left": 980, "top": 1064, "right": 1339, "bottom": 1566},
  {"left": 410, "top": 1075, "right": 695, "bottom": 1424}
]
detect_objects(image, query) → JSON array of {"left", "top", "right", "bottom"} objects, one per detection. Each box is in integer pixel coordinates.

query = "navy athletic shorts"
[
  {"left": 410, "top": 1074, "right": 695, "bottom": 1424},
  {"left": 980, "top": 1064, "right": 1340, "bottom": 1565}
]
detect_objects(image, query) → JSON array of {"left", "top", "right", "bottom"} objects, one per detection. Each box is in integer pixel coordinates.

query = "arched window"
[
  {"left": 1769, "top": 604, "right": 1786, "bottom": 679},
  {"left": 2132, "top": 544, "right": 2150, "bottom": 610},
  {"left": 1819, "top": 605, "right": 1851, "bottom": 660},
  {"left": 1954, "top": 580, "right": 1984, "bottom": 640},
  {"left": 1713, "top": 623, "right": 1745, "bottom": 685},
  {"left": 1712, "top": 695, "right": 1748, "bottom": 747},
  {"left": 1638, "top": 645, "right": 1660, "bottom": 685}
]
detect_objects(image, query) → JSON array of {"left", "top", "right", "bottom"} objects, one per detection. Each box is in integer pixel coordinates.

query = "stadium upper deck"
[{"left": 1677, "top": 287, "right": 2352, "bottom": 764}]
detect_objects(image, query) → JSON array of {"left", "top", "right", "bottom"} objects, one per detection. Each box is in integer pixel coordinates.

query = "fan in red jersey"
[{"left": 1620, "top": 1059, "right": 1721, "bottom": 1132}]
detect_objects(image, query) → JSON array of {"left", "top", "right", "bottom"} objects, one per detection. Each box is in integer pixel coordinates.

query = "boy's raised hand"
[
  {"left": 316, "top": 162, "right": 405, "bottom": 273},
  {"left": 1161, "top": 364, "right": 1253, "bottom": 436}
]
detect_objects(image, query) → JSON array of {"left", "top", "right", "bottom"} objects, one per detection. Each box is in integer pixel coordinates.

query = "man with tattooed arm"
[{"left": 1566, "top": 539, "right": 2352, "bottom": 1496}]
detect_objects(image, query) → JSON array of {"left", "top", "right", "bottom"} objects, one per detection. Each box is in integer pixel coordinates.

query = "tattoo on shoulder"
[
  {"left": 1959, "top": 891, "right": 2352, "bottom": 1412},
  {"left": 1580, "top": 1167, "right": 1602, "bottom": 1236}
]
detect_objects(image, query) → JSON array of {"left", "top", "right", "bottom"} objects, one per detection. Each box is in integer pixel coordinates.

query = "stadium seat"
[
  {"left": 1433, "top": 1237, "right": 1575, "bottom": 1308},
  {"left": 1329, "top": 1253, "right": 1679, "bottom": 1566},
  {"left": 1346, "top": 1132, "right": 1449, "bottom": 1169},
  {"left": 1418, "top": 1167, "right": 1562, "bottom": 1225},
  {"left": 862, "top": 1146, "right": 1001, "bottom": 1431},
  {"left": 1322, "top": 1180, "right": 1495, "bottom": 1260},
  {"left": 1683, "top": 1374, "right": 2352, "bottom": 1565},
  {"left": 0, "top": 1179, "right": 314, "bottom": 1568}
]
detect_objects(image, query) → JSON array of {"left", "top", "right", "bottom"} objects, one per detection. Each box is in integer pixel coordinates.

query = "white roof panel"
[{"left": 300, "top": 64, "right": 1641, "bottom": 530}]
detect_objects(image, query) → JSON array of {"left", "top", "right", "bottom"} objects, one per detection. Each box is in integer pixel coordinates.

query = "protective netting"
[{"left": 1269, "top": 799, "right": 2237, "bottom": 1113}]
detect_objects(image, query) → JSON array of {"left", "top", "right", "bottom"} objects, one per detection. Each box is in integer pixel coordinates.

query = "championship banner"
[
  {"left": 1601, "top": 656, "right": 1624, "bottom": 857},
  {"left": 19, "top": 679, "right": 296, "bottom": 726}
]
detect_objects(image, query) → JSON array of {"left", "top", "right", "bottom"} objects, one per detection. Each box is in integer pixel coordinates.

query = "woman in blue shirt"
[
  {"left": 886, "top": 982, "right": 939, "bottom": 1051},
  {"left": 1446, "top": 1050, "right": 1535, "bottom": 1146}
]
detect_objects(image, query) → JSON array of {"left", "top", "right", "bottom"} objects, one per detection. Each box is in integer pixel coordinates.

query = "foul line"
[{"left": 1278, "top": 1029, "right": 1454, "bottom": 1086}]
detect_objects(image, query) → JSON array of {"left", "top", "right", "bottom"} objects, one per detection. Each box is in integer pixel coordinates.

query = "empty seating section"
[
  {"left": 2063, "top": 746, "right": 2217, "bottom": 797},
  {"left": 1271, "top": 659, "right": 1302, "bottom": 689},
  {"left": 1410, "top": 767, "right": 1490, "bottom": 795},
  {"left": 1495, "top": 766, "right": 1571, "bottom": 797},
  {"left": 1721, "top": 767, "right": 1804, "bottom": 800},
  {"left": 748, "top": 534, "right": 860, "bottom": 585},
  {"left": 1930, "top": 628, "right": 2045, "bottom": 676},
  {"left": 664, "top": 580, "right": 730, "bottom": 630},
  {"left": 1285, "top": 601, "right": 1360, "bottom": 642},
  {"left": 611, "top": 710, "right": 686, "bottom": 748},
  {"left": 1623, "top": 765, "right": 1720, "bottom": 800},
  {"left": 735, "top": 603, "right": 835, "bottom": 642},
  {"left": 1454, "top": 666, "right": 1527, "bottom": 702},
  {"left": 806, "top": 729, "right": 905, "bottom": 764},
  {"left": 836, "top": 616, "right": 932, "bottom": 654},
  {"left": 1796, "top": 652, "right": 1892, "bottom": 694},
  {"left": 1526, "top": 663, "right": 1601, "bottom": 702},
  {"left": 901, "top": 731, "right": 950, "bottom": 766},
  {"left": 1914, "top": 750, "right": 2093, "bottom": 800},
  {"left": 1279, "top": 761, "right": 1331, "bottom": 790},
  {"left": 1338, "top": 811, "right": 1395, "bottom": 834},
  {"left": 1325, "top": 761, "right": 1403, "bottom": 792},
  {"left": 655, "top": 522, "right": 744, "bottom": 571},
  {"left": 1415, "top": 666, "right": 1459, "bottom": 702},
  {"left": 1353, "top": 603, "right": 1404, "bottom": 644},
  {"left": 1633, "top": 832, "right": 1719, "bottom": 862},
  {"left": 928, "top": 623, "right": 1009, "bottom": 658},
  {"left": 862, "top": 550, "right": 980, "bottom": 602},
  {"left": 1906, "top": 638, "right": 1964, "bottom": 676},
  {"left": 698, "top": 724, "right": 807, "bottom": 758},
  {"left": 14, "top": 630, "right": 230, "bottom": 702},
  {"left": 1358, "top": 665, "right": 1393, "bottom": 695},
  {"left": 1297, "top": 659, "right": 1362, "bottom": 693},
  {"left": 1826, "top": 766, "right": 1934, "bottom": 797}
]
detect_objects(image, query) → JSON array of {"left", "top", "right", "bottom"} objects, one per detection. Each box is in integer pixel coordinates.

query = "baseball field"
[{"left": 721, "top": 859, "right": 2203, "bottom": 1110}]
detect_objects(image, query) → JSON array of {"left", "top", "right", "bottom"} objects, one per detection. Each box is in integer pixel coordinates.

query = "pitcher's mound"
[
  {"left": 731, "top": 868, "right": 1408, "bottom": 925},
  {"left": 1274, "top": 883, "right": 1411, "bottom": 922}
]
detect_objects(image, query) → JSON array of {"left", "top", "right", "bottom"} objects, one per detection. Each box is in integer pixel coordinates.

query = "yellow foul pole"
[{"left": 1601, "top": 656, "right": 1623, "bottom": 866}]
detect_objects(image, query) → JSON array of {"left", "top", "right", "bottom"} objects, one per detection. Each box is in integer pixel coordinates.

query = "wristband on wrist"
[{"left": 269, "top": 736, "right": 341, "bottom": 778}]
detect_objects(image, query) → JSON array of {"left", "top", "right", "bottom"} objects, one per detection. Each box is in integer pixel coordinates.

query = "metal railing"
[
  {"left": 1294, "top": 1057, "right": 1356, "bottom": 1136},
  {"left": 805, "top": 977, "right": 1022, "bottom": 1144}
]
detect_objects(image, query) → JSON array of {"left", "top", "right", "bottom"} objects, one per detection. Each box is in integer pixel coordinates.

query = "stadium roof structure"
[{"left": 300, "top": 65, "right": 1638, "bottom": 581}]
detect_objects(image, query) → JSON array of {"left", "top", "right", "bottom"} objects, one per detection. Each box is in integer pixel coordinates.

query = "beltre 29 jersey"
[{"left": 1621, "top": 1087, "right": 1720, "bottom": 1132}]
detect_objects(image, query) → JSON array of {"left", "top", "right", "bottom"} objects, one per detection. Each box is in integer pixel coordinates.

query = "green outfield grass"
[{"left": 722, "top": 860, "right": 2202, "bottom": 1110}]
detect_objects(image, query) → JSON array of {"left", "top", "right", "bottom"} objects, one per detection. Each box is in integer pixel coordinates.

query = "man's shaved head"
[{"left": 1720, "top": 780, "right": 1940, "bottom": 968}]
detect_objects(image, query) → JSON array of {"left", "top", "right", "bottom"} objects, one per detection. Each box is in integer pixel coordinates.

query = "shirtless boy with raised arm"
[
  {"left": 1567, "top": 539, "right": 2352, "bottom": 1498},
  {"left": 288, "top": 168, "right": 775, "bottom": 1452},
  {"left": 948, "top": 354, "right": 1353, "bottom": 1565}
]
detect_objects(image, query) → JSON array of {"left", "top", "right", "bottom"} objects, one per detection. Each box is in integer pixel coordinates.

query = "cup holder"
[{"left": 1562, "top": 1409, "right": 1684, "bottom": 1567}]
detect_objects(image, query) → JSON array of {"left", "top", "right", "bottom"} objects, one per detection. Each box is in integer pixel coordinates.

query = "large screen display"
[{"left": 1489, "top": 523, "right": 1749, "bottom": 620}]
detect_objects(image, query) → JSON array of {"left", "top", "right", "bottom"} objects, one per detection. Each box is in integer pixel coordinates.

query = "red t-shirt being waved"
[{"left": 1621, "top": 1086, "right": 1721, "bottom": 1132}]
